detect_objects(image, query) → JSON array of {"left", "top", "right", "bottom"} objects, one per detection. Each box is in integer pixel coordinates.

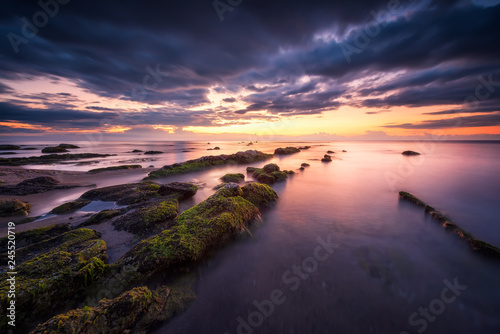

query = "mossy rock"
[
  {"left": 321, "top": 154, "right": 332, "bottom": 162},
  {"left": 247, "top": 164, "right": 289, "bottom": 184},
  {"left": 0, "top": 224, "right": 71, "bottom": 253},
  {"left": 118, "top": 184, "right": 261, "bottom": 279},
  {"left": 0, "top": 228, "right": 108, "bottom": 331},
  {"left": 158, "top": 182, "right": 198, "bottom": 200},
  {"left": 80, "top": 182, "right": 161, "bottom": 205},
  {"left": 42, "top": 146, "right": 69, "bottom": 153},
  {"left": 263, "top": 163, "right": 280, "bottom": 173},
  {"left": 146, "top": 150, "right": 273, "bottom": 179},
  {"left": 50, "top": 200, "right": 91, "bottom": 214},
  {"left": 0, "top": 198, "right": 31, "bottom": 217},
  {"left": 274, "top": 147, "right": 300, "bottom": 155},
  {"left": 88, "top": 165, "right": 142, "bottom": 174},
  {"left": 241, "top": 183, "right": 278, "bottom": 208},
  {"left": 78, "top": 210, "right": 124, "bottom": 227},
  {"left": 398, "top": 191, "right": 427, "bottom": 207},
  {"left": 32, "top": 280, "right": 196, "bottom": 334},
  {"left": 220, "top": 173, "right": 245, "bottom": 183},
  {"left": 113, "top": 199, "right": 179, "bottom": 236}
]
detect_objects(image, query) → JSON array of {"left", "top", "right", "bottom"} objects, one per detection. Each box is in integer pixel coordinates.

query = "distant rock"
[
  {"left": 342, "top": 150, "right": 347, "bottom": 152},
  {"left": 0, "top": 145, "right": 21, "bottom": 150},
  {"left": 0, "top": 198, "right": 31, "bottom": 216},
  {"left": 402, "top": 150, "right": 420, "bottom": 156},
  {"left": 0, "top": 153, "right": 114, "bottom": 166},
  {"left": 88, "top": 165, "right": 142, "bottom": 173},
  {"left": 41, "top": 146, "right": 69, "bottom": 153},
  {"left": 274, "top": 147, "right": 300, "bottom": 155},
  {"left": 321, "top": 154, "right": 332, "bottom": 162},
  {"left": 246, "top": 164, "right": 293, "bottom": 184},
  {"left": 132, "top": 149, "right": 143, "bottom": 153},
  {"left": 327, "top": 150, "right": 335, "bottom": 154},
  {"left": 58, "top": 143, "right": 80, "bottom": 149},
  {"left": 144, "top": 151, "right": 164, "bottom": 155},
  {"left": 301, "top": 163, "right": 310, "bottom": 167},
  {"left": 298, "top": 146, "right": 311, "bottom": 150},
  {"left": 21, "top": 147, "right": 37, "bottom": 150}
]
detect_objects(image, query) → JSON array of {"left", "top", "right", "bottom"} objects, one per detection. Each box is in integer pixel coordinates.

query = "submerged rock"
[
  {"left": 0, "top": 198, "right": 31, "bottom": 216},
  {"left": 42, "top": 146, "right": 69, "bottom": 153},
  {"left": 146, "top": 150, "right": 273, "bottom": 179},
  {"left": 220, "top": 173, "right": 245, "bottom": 183},
  {"left": 88, "top": 165, "right": 142, "bottom": 173},
  {"left": 399, "top": 191, "right": 500, "bottom": 258},
  {"left": 402, "top": 150, "right": 421, "bottom": 156},
  {"left": 274, "top": 147, "right": 300, "bottom": 155}
]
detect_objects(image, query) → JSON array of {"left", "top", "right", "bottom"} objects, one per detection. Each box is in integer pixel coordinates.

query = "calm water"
[{"left": 3, "top": 141, "right": 500, "bottom": 333}]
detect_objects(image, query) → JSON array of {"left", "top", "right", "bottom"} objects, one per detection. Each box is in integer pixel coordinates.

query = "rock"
[
  {"left": 0, "top": 153, "right": 114, "bottom": 166},
  {"left": 247, "top": 142, "right": 253, "bottom": 146},
  {"left": 22, "top": 147, "right": 38, "bottom": 150},
  {"left": 299, "top": 167, "right": 305, "bottom": 170},
  {"left": 50, "top": 200, "right": 91, "bottom": 214},
  {"left": 214, "top": 146, "right": 220, "bottom": 150},
  {"left": 157, "top": 182, "right": 198, "bottom": 200},
  {"left": 301, "top": 163, "right": 310, "bottom": 167},
  {"left": 0, "top": 152, "right": 16, "bottom": 155},
  {"left": 213, "top": 183, "right": 228, "bottom": 190},
  {"left": 298, "top": 146, "right": 311, "bottom": 150},
  {"left": 246, "top": 164, "right": 289, "bottom": 184},
  {"left": 32, "top": 283, "right": 195, "bottom": 334},
  {"left": 113, "top": 199, "right": 179, "bottom": 236},
  {"left": 327, "top": 150, "right": 335, "bottom": 154},
  {"left": 399, "top": 191, "right": 500, "bottom": 259},
  {"left": 78, "top": 210, "right": 123, "bottom": 227},
  {"left": 146, "top": 150, "right": 273, "bottom": 179},
  {"left": 263, "top": 163, "right": 280, "bottom": 173},
  {"left": 117, "top": 184, "right": 261, "bottom": 279},
  {"left": 0, "top": 176, "right": 83, "bottom": 196},
  {"left": 0, "top": 198, "right": 31, "bottom": 216},
  {"left": 321, "top": 154, "right": 332, "bottom": 162},
  {"left": 88, "top": 165, "right": 142, "bottom": 173},
  {"left": 132, "top": 149, "right": 143, "bottom": 153},
  {"left": 0, "top": 223, "right": 71, "bottom": 253},
  {"left": 220, "top": 173, "right": 245, "bottom": 183},
  {"left": 148, "top": 165, "right": 154, "bottom": 168},
  {"left": 241, "top": 183, "right": 278, "bottom": 208},
  {"left": 0, "top": 145, "right": 21, "bottom": 150},
  {"left": 274, "top": 147, "right": 300, "bottom": 155},
  {"left": 80, "top": 182, "right": 162, "bottom": 205},
  {"left": 42, "top": 146, "right": 69, "bottom": 153},
  {"left": 144, "top": 151, "right": 163, "bottom": 155},
  {"left": 402, "top": 150, "right": 420, "bottom": 156},
  {"left": 0, "top": 228, "right": 107, "bottom": 330},
  {"left": 58, "top": 143, "right": 80, "bottom": 149},
  {"left": 342, "top": 150, "right": 347, "bottom": 152}
]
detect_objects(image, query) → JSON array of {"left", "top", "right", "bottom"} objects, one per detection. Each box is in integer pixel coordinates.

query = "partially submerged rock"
[
  {"left": 58, "top": 143, "right": 80, "bottom": 149},
  {"left": 221, "top": 173, "right": 245, "bottom": 183},
  {"left": 399, "top": 191, "right": 500, "bottom": 258},
  {"left": 241, "top": 183, "right": 278, "bottom": 208},
  {"left": 144, "top": 151, "right": 163, "bottom": 155},
  {"left": 0, "top": 227, "right": 108, "bottom": 330},
  {"left": 321, "top": 154, "right": 332, "bottom": 162},
  {"left": 117, "top": 184, "right": 262, "bottom": 281},
  {"left": 80, "top": 182, "right": 161, "bottom": 205},
  {"left": 42, "top": 146, "right": 69, "bottom": 153},
  {"left": 88, "top": 165, "right": 142, "bottom": 173},
  {"left": 274, "top": 147, "right": 300, "bottom": 155},
  {"left": 402, "top": 150, "right": 421, "bottom": 156},
  {"left": 146, "top": 150, "right": 273, "bottom": 179},
  {"left": 246, "top": 164, "right": 291, "bottom": 184},
  {"left": 298, "top": 146, "right": 311, "bottom": 150},
  {"left": 0, "top": 153, "right": 114, "bottom": 166},
  {"left": 0, "top": 224, "right": 71, "bottom": 253},
  {"left": 327, "top": 150, "right": 335, "bottom": 154},
  {"left": 78, "top": 210, "right": 124, "bottom": 227},
  {"left": 0, "top": 145, "right": 21, "bottom": 150},
  {"left": 301, "top": 163, "right": 310, "bottom": 167},
  {"left": 0, "top": 176, "right": 84, "bottom": 196},
  {"left": 132, "top": 149, "right": 143, "bottom": 153},
  {"left": 32, "top": 281, "right": 196, "bottom": 334},
  {"left": 158, "top": 182, "right": 198, "bottom": 200},
  {"left": 0, "top": 198, "right": 31, "bottom": 216},
  {"left": 50, "top": 200, "right": 91, "bottom": 214}
]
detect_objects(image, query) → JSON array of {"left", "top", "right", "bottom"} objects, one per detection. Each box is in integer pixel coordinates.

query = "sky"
[{"left": 1, "top": 0, "right": 500, "bottom": 141}]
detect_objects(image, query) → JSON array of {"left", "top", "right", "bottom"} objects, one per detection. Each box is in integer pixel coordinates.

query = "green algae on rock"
[
  {"left": 87, "top": 165, "right": 142, "bottom": 173},
  {"left": 0, "top": 153, "right": 114, "bottom": 166},
  {"left": 50, "top": 200, "right": 91, "bottom": 214},
  {"left": 31, "top": 280, "right": 196, "bottom": 334},
  {"left": 80, "top": 181, "right": 161, "bottom": 205},
  {"left": 241, "top": 183, "right": 278, "bottom": 208},
  {"left": 116, "top": 184, "right": 262, "bottom": 281},
  {"left": 246, "top": 164, "right": 291, "bottom": 184},
  {"left": 0, "top": 224, "right": 71, "bottom": 253},
  {"left": 158, "top": 182, "right": 198, "bottom": 200},
  {"left": 77, "top": 210, "right": 124, "bottom": 227},
  {"left": 0, "top": 198, "right": 31, "bottom": 216},
  {"left": 146, "top": 150, "right": 273, "bottom": 179},
  {"left": 399, "top": 191, "right": 500, "bottom": 258},
  {"left": 220, "top": 173, "right": 245, "bottom": 183},
  {"left": 0, "top": 228, "right": 108, "bottom": 331}
]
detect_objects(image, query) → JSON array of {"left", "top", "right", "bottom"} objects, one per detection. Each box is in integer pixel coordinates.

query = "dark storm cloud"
[
  {"left": 383, "top": 112, "right": 500, "bottom": 129},
  {"left": 1, "top": 0, "right": 499, "bottom": 131}
]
